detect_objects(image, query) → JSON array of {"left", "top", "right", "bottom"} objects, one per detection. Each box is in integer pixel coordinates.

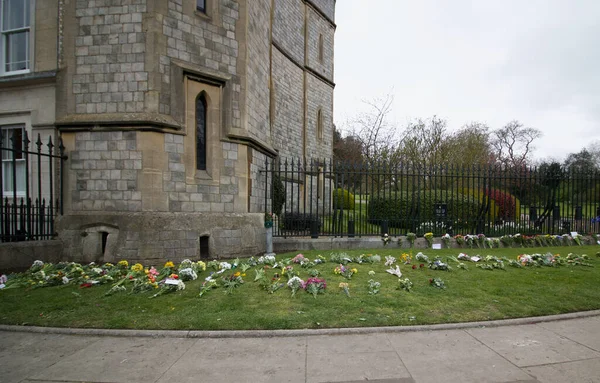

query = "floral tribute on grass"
[
  {"left": 333, "top": 264, "right": 357, "bottom": 280},
  {"left": 304, "top": 277, "right": 327, "bottom": 298}
]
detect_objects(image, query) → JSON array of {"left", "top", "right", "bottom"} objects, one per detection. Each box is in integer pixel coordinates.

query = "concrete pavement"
[{"left": 1, "top": 314, "right": 600, "bottom": 383}]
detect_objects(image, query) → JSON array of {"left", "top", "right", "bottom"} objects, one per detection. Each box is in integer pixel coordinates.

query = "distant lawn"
[{"left": 1, "top": 245, "right": 599, "bottom": 331}]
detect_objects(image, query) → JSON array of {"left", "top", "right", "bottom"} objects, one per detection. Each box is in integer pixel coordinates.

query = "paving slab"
[
  {"left": 307, "top": 333, "right": 395, "bottom": 354},
  {"left": 306, "top": 350, "right": 411, "bottom": 383},
  {"left": 524, "top": 357, "right": 600, "bottom": 383},
  {"left": 156, "top": 337, "right": 306, "bottom": 383},
  {"left": 28, "top": 336, "right": 196, "bottom": 383},
  {"left": 466, "top": 324, "right": 600, "bottom": 367},
  {"left": 387, "top": 330, "right": 535, "bottom": 383},
  {"left": 538, "top": 316, "right": 600, "bottom": 352},
  {"left": 0, "top": 332, "right": 100, "bottom": 383}
]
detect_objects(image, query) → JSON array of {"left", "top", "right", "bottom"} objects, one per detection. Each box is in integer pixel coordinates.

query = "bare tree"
[
  {"left": 347, "top": 94, "right": 399, "bottom": 162},
  {"left": 491, "top": 120, "right": 542, "bottom": 169}
]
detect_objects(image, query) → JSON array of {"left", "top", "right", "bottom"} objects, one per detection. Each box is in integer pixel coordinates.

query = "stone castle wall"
[{"left": 55, "top": 0, "right": 336, "bottom": 261}]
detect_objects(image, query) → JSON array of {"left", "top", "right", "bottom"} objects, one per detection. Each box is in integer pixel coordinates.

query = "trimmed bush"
[
  {"left": 367, "top": 190, "right": 481, "bottom": 229},
  {"left": 484, "top": 188, "right": 521, "bottom": 220},
  {"left": 332, "top": 188, "right": 356, "bottom": 210}
]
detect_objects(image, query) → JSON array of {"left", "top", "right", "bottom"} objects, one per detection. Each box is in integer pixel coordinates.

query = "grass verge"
[{"left": 1, "top": 245, "right": 599, "bottom": 330}]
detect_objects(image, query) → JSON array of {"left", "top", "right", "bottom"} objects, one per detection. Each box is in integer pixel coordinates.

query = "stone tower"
[{"left": 46, "top": 0, "right": 336, "bottom": 262}]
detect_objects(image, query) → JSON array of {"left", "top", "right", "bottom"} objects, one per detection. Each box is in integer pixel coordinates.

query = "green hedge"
[
  {"left": 367, "top": 190, "right": 481, "bottom": 228},
  {"left": 332, "top": 188, "right": 355, "bottom": 210}
]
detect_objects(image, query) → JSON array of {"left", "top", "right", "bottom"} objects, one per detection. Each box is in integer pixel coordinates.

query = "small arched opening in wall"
[
  {"left": 199, "top": 235, "right": 210, "bottom": 260},
  {"left": 81, "top": 224, "right": 119, "bottom": 264}
]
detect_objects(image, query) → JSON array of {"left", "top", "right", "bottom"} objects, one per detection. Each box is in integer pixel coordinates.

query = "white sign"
[
  {"left": 0, "top": 283, "right": 5, "bottom": 289},
  {"left": 570, "top": 231, "right": 578, "bottom": 237},
  {"left": 165, "top": 278, "right": 179, "bottom": 285},
  {"left": 432, "top": 244, "right": 442, "bottom": 250}
]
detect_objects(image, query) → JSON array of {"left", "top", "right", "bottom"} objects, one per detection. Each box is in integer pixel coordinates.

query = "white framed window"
[
  {"left": 1, "top": 0, "right": 31, "bottom": 76},
  {"left": 1, "top": 125, "right": 26, "bottom": 196}
]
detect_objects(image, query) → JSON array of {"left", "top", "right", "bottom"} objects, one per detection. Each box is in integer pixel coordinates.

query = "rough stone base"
[
  {"left": 56, "top": 212, "right": 265, "bottom": 264},
  {"left": 0, "top": 240, "right": 64, "bottom": 272}
]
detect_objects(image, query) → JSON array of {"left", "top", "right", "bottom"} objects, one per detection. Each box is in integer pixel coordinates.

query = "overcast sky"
[{"left": 333, "top": 0, "right": 600, "bottom": 161}]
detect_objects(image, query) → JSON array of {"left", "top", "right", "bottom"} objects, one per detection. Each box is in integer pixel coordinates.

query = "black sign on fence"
[{"left": 434, "top": 203, "right": 447, "bottom": 220}]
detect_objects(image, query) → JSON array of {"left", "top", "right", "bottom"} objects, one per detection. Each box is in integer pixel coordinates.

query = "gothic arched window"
[{"left": 196, "top": 93, "right": 207, "bottom": 170}]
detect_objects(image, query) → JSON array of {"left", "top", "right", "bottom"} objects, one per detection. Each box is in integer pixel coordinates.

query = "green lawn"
[{"left": 1, "top": 245, "right": 599, "bottom": 331}]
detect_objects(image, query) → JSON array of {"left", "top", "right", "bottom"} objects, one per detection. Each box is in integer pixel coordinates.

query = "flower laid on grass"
[
  {"left": 257, "top": 254, "right": 276, "bottom": 266},
  {"left": 338, "top": 282, "right": 350, "bottom": 297},
  {"left": 400, "top": 252, "right": 412, "bottom": 264},
  {"left": 178, "top": 268, "right": 198, "bottom": 281},
  {"left": 287, "top": 276, "right": 304, "bottom": 297},
  {"left": 292, "top": 253, "right": 307, "bottom": 264},
  {"left": 117, "top": 260, "right": 129, "bottom": 269},
  {"left": 429, "top": 277, "right": 446, "bottom": 289},
  {"left": 386, "top": 265, "right": 402, "bottom": 278},
  {"left": 367, "top": 279, "right": 381, "bottom": 295},
  {"left": 304, "top": 277, "right": 326, "bottom": 298},
  {"left": 150, "top": 276, "right": 185, "bottom": 298},
  {"left": 406, "top": 232, "right": 417, "bottom": 247},
  {"left": 130, "top": 263, "right": 144, "bottom": 273},
  {"left": 415, "top": 252, "right": 429, "bottom": 263},
  {"left": 368, "top": 270, "right": 376, "bottom": 276},
  {"left": 398, "top": 278, "right": 413, "bottom": 292},
  {"left": 221, "top": 272, "right": 244, "bottom": 295},
  {"left": 198, "top": 279, "right": 218, "bottom": 297},
  {"left": 333, "top": 264, "right": 356, "bottom": 279},
  {"left": 424, "top": 232, "right": 434, "bottom": 247},
  {"left": 384, "top": 255, "right": 396, "bottom": 266},
  {"left": 382, "top": 233, "right": 391, "bottom": 246},
  {"left": 441, "top": 233, "right": 451, "bottom": 248},
  {"left": 429, "top": 259, "right": 451, "bottom": 271}
]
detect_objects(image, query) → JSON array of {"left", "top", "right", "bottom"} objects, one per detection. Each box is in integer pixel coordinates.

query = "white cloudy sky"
[{"left": 333, "top": 0, "right": 600, "bottom": 161}]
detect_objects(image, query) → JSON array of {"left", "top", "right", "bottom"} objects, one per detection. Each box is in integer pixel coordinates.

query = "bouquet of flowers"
[
  {"left": 572, "top": 234, "right": 583, "bottom": 246},
  {"left": 400, "top": 252, "right": 412, "bottom": 264},
  {"left": 465, "top": 234, "right": 476, "bottom": 248},
  {"left": 476, "top": 234, "right": 486, "bottom": 248},
  {"left": 221, "top": 272, "right": 244, "bottom": 294},
  {"left": 441, "top": 233, "right": 451, "bottom": 248},
  {"left": 367, "top": 279, "right": 381, "bottom": 295},
  {"left": 292, "top": 253, "right": 307, "bottom": 265},
  {"left": 406, "top": 232, "right": 417, "bottom": 248},
  {"left": 287, "top": 276, "right": 304, "bottom": 297},
  {"left": 338, "top": 282, "right": 350, "bottom": 297},
  {"left": 304, "top": 277, "right": 326, "bottom": 298},
  {"left": 386, "top": 265, "right": 402, "bottom": 277},
  {"left": 178, "top": 268, "right": 198, "bottom": 281},
  {"left": 424, "top": 232, "right": 434, "bottom": 248},
  {"left": 150, "top": 274, "right": 185, "bottom": 298},
  {"left": 429, "top": 277, "right": 446, "bottom": 289},
  {"left": 199, "top": 279, "right": 218, "bottom": 297},
  {"left": 500, "top": 235, "right": 513, "bottom": 247},
  {"left": 398, "top": 278, "right": 413, "bottom": 292},
  {"left": 429, "top": 259, "right": 451, "bottom": 271},
  {"left": 415, "top": 252, "right": 429, "bottom": 263},
  {"left": 454, "top": 234, "right": 465, "bottom": 247},
  {"left": 384, "top": 255, "right": 396, "bottom": 266},
  {"left": 382, "top": 233, "right": 391, "bottom": 246},
  {"left": 333, "top": 264, "right": 357, "bottom": 279}
]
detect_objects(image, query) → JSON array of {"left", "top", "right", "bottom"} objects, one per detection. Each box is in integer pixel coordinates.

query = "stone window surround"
[
  {"left": 0, "top": 112, "right": 31, "bottom": 197},
  {"left": 0, "top": 0, "right": 34, "bottom": 77},
  {"left": 184, "top": 76, "right": 223, "bottom": 181}
]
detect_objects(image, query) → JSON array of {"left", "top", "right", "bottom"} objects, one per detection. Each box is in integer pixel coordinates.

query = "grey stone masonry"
[
  {"left": 70, "top": 131, "right": 142, "bottom": 212},
  {"left": 163, "top": 134, "right": 239, "bottom": 213},
  {"left": 160, "top": 0, "right": 241, "bottom": 122},
  {"left": 273, "top": 0, "right": 305, "bottom": 64},
  {"left": 249, "top": 149, "right": 269, "bottom": 214},
  {"left": 73, "top": 0, "right": 148, "bottom": 114},
  {"left": 245, "top": 0, "right": 272, "bottom": 145},
  {"left": 272, "top": 48, "right": 304, "bottom": 159},
  {"left": 306, "top": 6, "right": 334, "bottom": 82},
  {"left": 308, "top": 0, "right": 335, "bottom": 22},
  {"left": 306, "top": 72, "right": 333, "bottom": 159}
]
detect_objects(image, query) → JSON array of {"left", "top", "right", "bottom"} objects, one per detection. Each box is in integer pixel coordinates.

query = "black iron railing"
[
  {"left": 0, "top": 131, "right": 66, "bottom": 242},
  {"left": 263, "top": 158, "right": 600, "bottom": 238}
]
